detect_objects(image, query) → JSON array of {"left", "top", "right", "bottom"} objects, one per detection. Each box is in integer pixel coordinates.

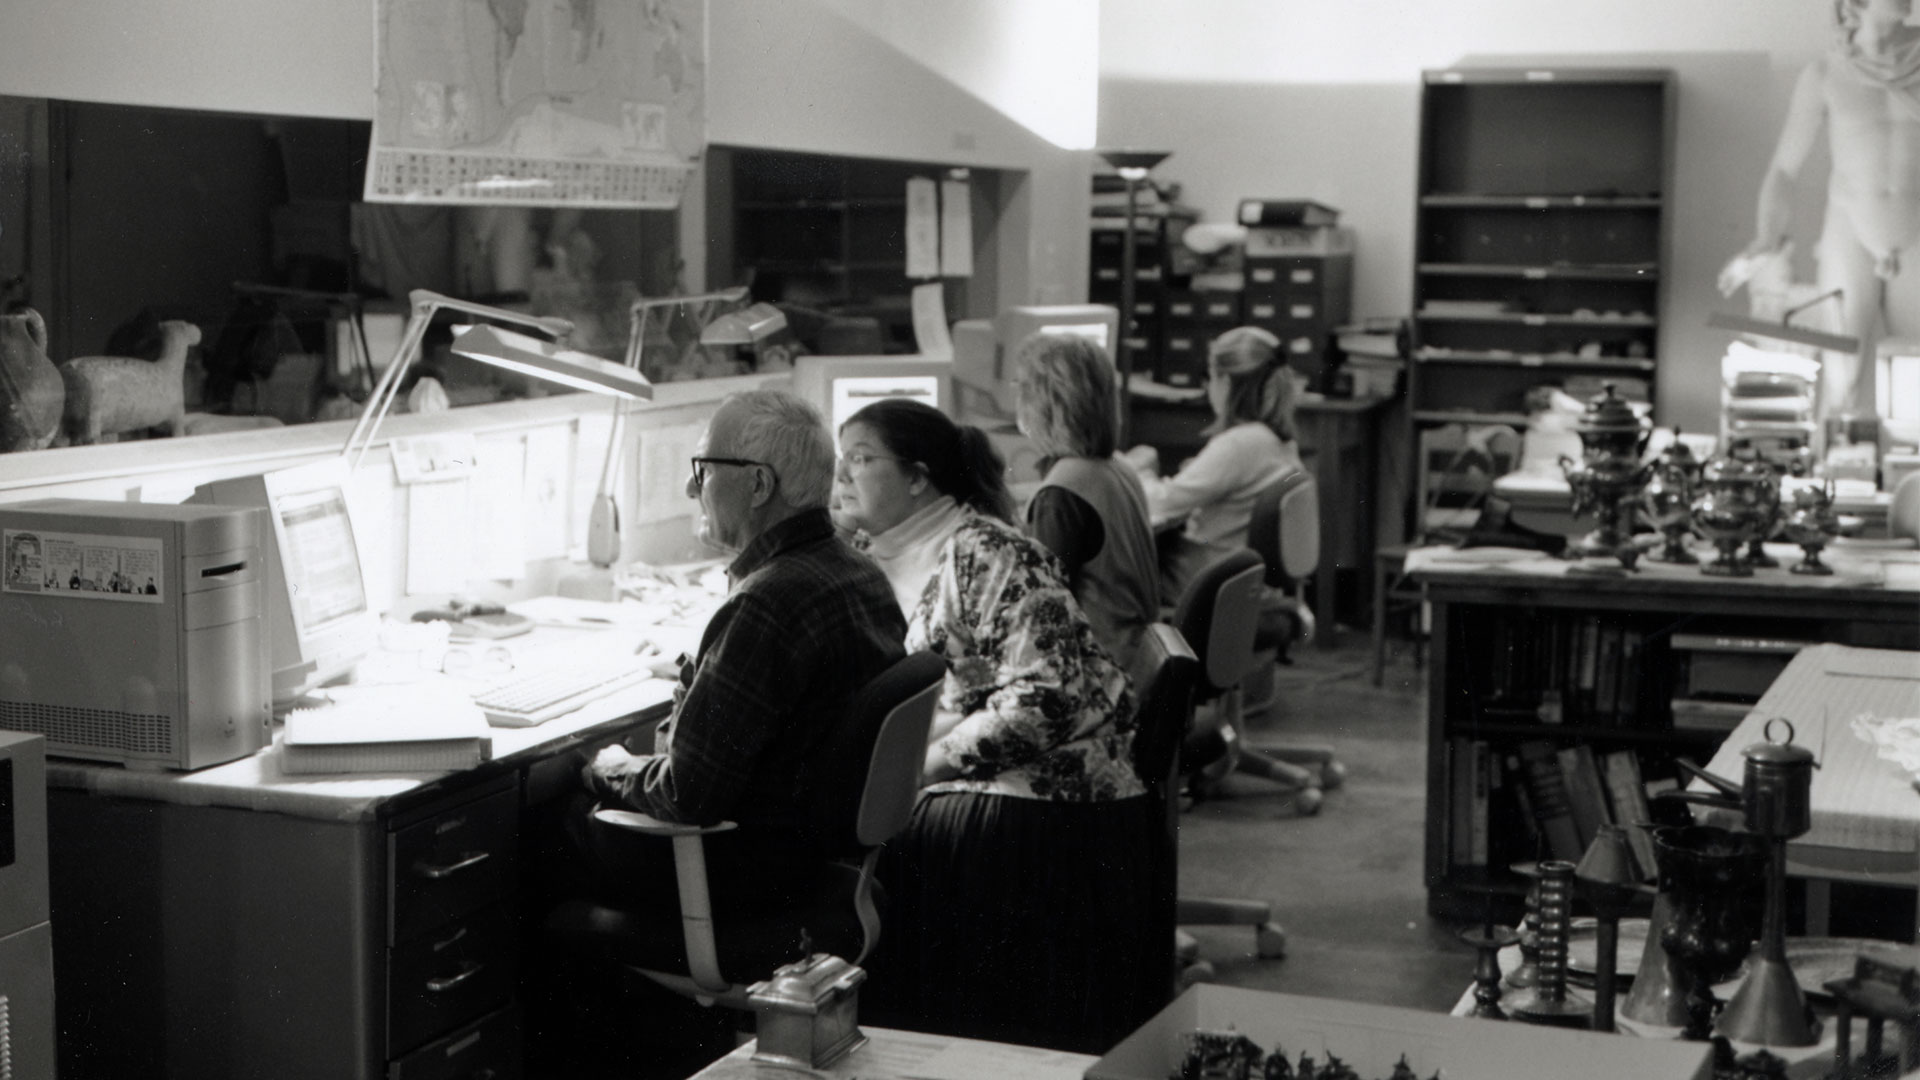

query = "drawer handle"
[
  {"left": 416, "top": 851, "right": 492, "bottom": 880},
  {"left": 426, "top": 962, "right": 483, "bottom": 993}
]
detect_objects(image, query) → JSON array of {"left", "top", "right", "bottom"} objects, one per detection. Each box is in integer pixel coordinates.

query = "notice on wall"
[
  {"left": 940, "top": 177, "right": 973, "bottom": 277},
  {"left": 365, "top": 0, "right": 707, "bottom": 208},
  {"left": 3, "top": 529, "right": 163, "bottom": 602},
  {"left": 905, "top": 176, "right": 940, "bottom": 279}
]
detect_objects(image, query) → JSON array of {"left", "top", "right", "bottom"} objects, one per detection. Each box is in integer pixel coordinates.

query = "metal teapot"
[
  {"left": 1691, "top": 455, "right": 1776, "bottom": 577},
  {"left": 1559, "top": 383, "right": 1652, "bottom": 567},
  {"left": 1643, "top": 432, "right": 1703, "bottom": 564}
]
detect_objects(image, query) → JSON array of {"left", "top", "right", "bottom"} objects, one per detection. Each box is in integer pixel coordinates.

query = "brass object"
[
  {"left": 1780, "top": 480, "right": 1842, "bottom": 576},
  {"left": 1504, "top": 861, "right": 1544, "bottom": 991},
  {"left": 1690, "top": 455, "right": 1777, "bottom": 577},
  {"left": 1458, "top": 922, "right": 1520, "bottom": 1020},
  {"left": 747, "top": 953, "right": 869, "bottom": 1070},
  {"left": 1559, "top": 383, "right": 1652, "bottom": 571},
  {"left": 1649, "top": 825, "right": 1767, "bottom": 1041},
  {"left": 1573, "top": 824, "right": 1643, "bottom": 1033},
  {"left": 1506, "top": 859, "right": 1592, "bottom": 1027}
]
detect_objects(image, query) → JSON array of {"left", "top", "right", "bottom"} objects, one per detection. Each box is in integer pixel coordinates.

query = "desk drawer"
[
  {"left": 390, "top": 786, "right": 519, "bottom": 943},
  {"left": 389, "top": 902, "right": 520, "bottom": 1057},
  {"left": 390, "top": 1001, "right": 523, "bottom": 1080}
]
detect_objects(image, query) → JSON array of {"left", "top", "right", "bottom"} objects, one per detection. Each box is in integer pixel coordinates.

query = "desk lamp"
[
  {"left": 343, "top": 288, "right": 653, "bottom": 471},
  {"left": 1096, "top": 148, "right": 1171, "bottom": 446},
  {"left": 582, "top": 287, "right": 760, "bottom": 569}
]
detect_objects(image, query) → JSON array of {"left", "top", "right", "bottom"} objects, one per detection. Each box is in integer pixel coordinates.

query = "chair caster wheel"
[
  {"left": 1255, "top": 923, "right": 1288, "bottom": 958},
  {"left": 1179, "top": 961, "right": 1217, "bottom": 988},
  {"left": 1294, "top": 786, "right": 1324, "bottom": 816},
  {"left": 1319, "top": 760, "right": 1348, "bottom": 791}
]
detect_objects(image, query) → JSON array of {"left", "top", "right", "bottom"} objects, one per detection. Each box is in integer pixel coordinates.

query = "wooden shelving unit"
[
  {"left": 1414, "top": 561, "right": 1920, "bottom": 922},
  {"left": 1406, "top": 68, "right": 1674, "bottom": 538}
]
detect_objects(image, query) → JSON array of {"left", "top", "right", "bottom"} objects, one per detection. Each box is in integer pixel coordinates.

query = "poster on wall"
[{"left": 365, "top": 0, "right": 707, "bottom": 209}]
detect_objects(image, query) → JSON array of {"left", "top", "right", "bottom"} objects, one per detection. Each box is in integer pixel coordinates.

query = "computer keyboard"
[{"left": 471, "top": 658, "right": 654, "bottom": 728}]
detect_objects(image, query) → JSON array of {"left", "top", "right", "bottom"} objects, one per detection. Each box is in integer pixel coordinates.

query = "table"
[
  {"left": 1695, "top": 644, "right": 1920, "bottom": 936},
  {"left": 1128, "top": 377, "right": 1394, "bottom": 639},
  {"left": 45, "top": 612, "right": 695, "bottom": 1080},
  {"left": 687, "top": 1026, "right": 1097, "bottom": 1080}
]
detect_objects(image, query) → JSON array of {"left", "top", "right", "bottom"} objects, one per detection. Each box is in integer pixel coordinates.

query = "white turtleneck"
[{"left": 863, "top": 495, "right": 967, "bottom": 618}]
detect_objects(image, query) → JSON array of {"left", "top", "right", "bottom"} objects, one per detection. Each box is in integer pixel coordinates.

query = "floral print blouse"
[{"left": 894, "top": 510, "right": 1144, "bottom": 803}]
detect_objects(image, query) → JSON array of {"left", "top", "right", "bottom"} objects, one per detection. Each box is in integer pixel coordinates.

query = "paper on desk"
[
  {"left": 523, "top": 424, "right": 571, "bottom": 560},
  {"left": 637, "top": 422, "right": 704, "bottom": 524},
  {"left": 406, "top": 479, "right": 472, "bottom": 594}
]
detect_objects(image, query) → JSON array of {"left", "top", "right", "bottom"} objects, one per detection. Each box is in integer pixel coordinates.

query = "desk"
[
  {"left": 1127, "top": 377, "right": 1393, "bottom": 639},
  {"left": 687, "top": 1027, "right": 1097, "bottom": 1080},
  {"left": 1409, "top": 544, "right": 1920, "bottom": 921},
  {"left": 1696, "top": 644, "right": 1920, "bottom": 937},
  {"left": 47, "top": 641, "right": 678, "bottom": 1079}
]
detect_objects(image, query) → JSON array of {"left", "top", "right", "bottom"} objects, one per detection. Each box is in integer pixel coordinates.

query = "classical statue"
[{"left": 1723, "top": 0, "right": 1920, "bottom": 417}]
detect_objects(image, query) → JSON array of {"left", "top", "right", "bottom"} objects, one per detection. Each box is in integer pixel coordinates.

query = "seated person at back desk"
[
  {"left": 1011, "top": 331, "right": 1160, "bottom": 679},
  {"left": 1125, "top": 325, "right": 1305, "bottom": 604},
  {"left": 570, "top": 389, "right": 907, "bottom": 927}
]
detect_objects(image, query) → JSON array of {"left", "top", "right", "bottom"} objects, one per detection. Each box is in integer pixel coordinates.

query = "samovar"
[
  {"left": 1690, "top": 455, "right": 1776, "bottom": 577},
  {"left": 1559, "top": 383, "right": 1651, "bottom": 570},
  {"left": 1642, "top": 432, "right": 1703, "bottom": 564},
  {"left": 1780, "top": 479, "right": 1842, "bottom": 575}
]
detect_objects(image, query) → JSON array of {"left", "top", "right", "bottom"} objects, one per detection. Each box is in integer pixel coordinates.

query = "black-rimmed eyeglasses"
[{"left": 689, "top": 456, "right": 767, "bottom": 493}]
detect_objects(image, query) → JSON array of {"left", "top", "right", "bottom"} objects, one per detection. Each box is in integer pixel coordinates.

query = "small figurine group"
[{"left": 1173, "top": 1030, "right": 1430, "bottom": 1080}]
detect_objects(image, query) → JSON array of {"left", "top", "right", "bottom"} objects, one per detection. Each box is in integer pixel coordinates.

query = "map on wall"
[{"left": 365, "top": 0, "right": 706, "bottom": 208}]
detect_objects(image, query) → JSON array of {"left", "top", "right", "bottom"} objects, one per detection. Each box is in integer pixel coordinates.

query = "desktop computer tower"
[
  {"left": 0, "top": 500, "right": 272, "bottom": 770},
  {"left": 0, "top": 731, "right": 54, "bottom": 1078}
]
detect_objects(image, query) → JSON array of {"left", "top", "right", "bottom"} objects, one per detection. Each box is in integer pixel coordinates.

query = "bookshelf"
[
  {"left": 1406, "top": 68, "right": 1673, "bottom": 538},
  {"left": 1415, "top": 558, "right": 1920, "bottom": 921}
]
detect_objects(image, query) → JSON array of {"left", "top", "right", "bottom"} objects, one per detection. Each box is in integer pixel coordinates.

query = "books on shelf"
[
  {"left": 1512, "top": 741, "right": 1583, "bottom": 862},
  {"left": 1556, "top": 744, "right": 1612, "bottom": 851},
  {"left": 281, "top": 682, "right": 492, "bottom": 775},
  {"left": 1600, "top": 750, "right": 1659, "bottom": 881}
]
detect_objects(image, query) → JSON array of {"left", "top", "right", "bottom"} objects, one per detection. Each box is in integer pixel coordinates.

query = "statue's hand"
[{"left": 1717, "top": 240, "right": 1786, "bottom": 298}]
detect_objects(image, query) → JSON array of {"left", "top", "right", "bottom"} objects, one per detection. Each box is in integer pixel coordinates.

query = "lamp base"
[{"left": 558, "top": 564, "right": 619, "bottom": 602}]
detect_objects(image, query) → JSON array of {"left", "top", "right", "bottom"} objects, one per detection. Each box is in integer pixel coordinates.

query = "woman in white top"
[{"left": 1132, "top": 325, "right": 1305, "bottom": 603}]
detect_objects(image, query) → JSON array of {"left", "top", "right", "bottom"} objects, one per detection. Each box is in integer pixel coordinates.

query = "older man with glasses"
[{"left": 573, "top": 388, "right": 906, "bottom": 929}]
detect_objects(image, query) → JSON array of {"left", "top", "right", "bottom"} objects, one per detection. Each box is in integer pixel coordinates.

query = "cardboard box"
[{"left": 1087, "top": 985, "right": 1712, "bottom": 1080}]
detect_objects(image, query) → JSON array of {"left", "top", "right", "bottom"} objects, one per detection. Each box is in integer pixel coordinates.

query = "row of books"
[
  {"left": 1447, "top": 738, "right": 1683, "bottom": 882},
  {"left": 1467, "top": 611, "right": 1667, "bottom": 730}
]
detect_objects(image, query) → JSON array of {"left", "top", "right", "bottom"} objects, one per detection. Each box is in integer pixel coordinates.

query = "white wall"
[{"left": 1097, "top": 0, "right": 1836, "bottom": 433}]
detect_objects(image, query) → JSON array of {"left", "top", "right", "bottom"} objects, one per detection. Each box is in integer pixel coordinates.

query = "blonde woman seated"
[
  {"left": 832, "top": 397, "right": 1159, "bottom": 1053},
  {"left": 1011, "top": 333, "right": 1160, "bottom": 678},
  {"left": 1127, "top": 325, "right": 1305, "bottom": 607}
]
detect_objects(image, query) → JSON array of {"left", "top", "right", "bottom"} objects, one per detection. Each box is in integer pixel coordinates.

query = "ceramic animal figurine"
[
  {"left": 60, "top": 320, "right": 199, "bottom": 444},
  {"left": 0, "top": 307, "right": 63, "bottom": 451}
]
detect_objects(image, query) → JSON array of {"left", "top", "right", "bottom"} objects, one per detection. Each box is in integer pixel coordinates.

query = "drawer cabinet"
[{"left": 389, "top": 785, "right": 519, "bottom": 942}]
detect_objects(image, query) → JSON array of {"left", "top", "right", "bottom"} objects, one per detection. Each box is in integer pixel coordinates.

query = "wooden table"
[{"left": 687, "top": 1026, "right": 1097, "bottom": 1080}]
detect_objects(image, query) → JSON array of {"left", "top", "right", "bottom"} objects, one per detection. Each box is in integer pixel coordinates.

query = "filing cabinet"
[{"left": 1244, "top": 250, "right": 1353, "bottom": 392}]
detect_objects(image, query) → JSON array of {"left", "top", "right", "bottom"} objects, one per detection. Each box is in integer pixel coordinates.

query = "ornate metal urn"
[
  {"left": 1780, "top": 479, "right": 1841, "bottom": 576},
  {"left": 1642, "top": 433, "right": 1703, "bottom": 564},
  {"left": 1559, "top": 383, "right": 1651, "bottom": 569},
  {"left": 1691, "top": 455, "right": 1776, "bottom": 577}
]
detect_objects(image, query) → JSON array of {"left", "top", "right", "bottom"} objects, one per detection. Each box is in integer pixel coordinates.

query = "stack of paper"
[{"left": 281, "top": 682, "right": 492, "bottom": 775}]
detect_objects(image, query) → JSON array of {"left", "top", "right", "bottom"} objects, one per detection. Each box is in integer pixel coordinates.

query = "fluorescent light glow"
[{"left": 451, "top": 324, "right": 654, "bottom": 400}]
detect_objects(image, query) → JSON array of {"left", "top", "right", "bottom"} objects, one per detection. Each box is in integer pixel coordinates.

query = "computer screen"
[
  {"left": 789, "top": 355, "right": 956, "bottom": 445},
  {"left": 191, "top": 458, "right": 378, "bottom": 702},
  {"left": 951, "top": 304, "right": 1121, "bottom": 419}
]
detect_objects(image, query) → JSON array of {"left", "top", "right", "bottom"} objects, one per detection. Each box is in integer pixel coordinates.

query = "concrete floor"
[{"left": 1175, "top": 630, "right": 1479, "bottom": 1014}]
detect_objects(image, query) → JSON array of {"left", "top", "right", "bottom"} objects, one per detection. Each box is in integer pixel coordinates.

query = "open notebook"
[{"left": 281, "top": 682, "right": 492, "bottom": 775}]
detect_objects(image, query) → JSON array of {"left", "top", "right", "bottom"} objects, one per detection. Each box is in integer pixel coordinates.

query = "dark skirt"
[{"left": 863, "top": 789, "right": 1167, "bottom": 1054}]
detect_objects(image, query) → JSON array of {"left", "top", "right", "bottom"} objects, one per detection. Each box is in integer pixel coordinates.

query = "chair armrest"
[{"left": 592, "top": 808, "right": 740, "bottom": 837}]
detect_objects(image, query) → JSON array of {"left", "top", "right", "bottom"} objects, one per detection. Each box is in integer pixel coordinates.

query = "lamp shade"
[
  {"left": 1097, "top": 148, "right": 1171, "bottom": 177},
  {"left": 701, "top": 303, "right": 788, "bottom": 346},
  {"left": 451, "top": 324, "right": 653, "bottom": 400}
]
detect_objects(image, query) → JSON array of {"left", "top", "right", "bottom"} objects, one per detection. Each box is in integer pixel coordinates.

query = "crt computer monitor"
[
  {"left": 190, "top": 457, "right": 378, "bottom": 703},
  {"left": 788, "top": 354, "right": 957, "bottom": 447},
  {"left": 951, "top": 303, "right": 1121, "bottom": 420}
]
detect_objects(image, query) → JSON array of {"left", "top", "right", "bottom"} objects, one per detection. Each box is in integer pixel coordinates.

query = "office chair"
[
  {"left": 1173, "top": 547, "right": 1324, "bottom": 815},
  {"left": 1127, "top": 622, "right": 1201, "bottom": 1008},
  {"left": 1167, "top": 548, "right": 1301, "bottom": 981},
  {"left": 544, "top": 651, "right": 947, "bottom": 1009},
  {"left": 1242, "top": 471, "right": 1347, "bottom": 790}
]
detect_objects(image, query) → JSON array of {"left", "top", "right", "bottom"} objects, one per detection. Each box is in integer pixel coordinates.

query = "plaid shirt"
[{"left": 586, "top": 509, "right": 906, "bottom": 845}]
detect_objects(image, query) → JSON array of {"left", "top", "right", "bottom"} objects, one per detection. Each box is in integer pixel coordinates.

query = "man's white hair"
[{"left": 725, "top": 389, "right": 835, "bottom": 509}]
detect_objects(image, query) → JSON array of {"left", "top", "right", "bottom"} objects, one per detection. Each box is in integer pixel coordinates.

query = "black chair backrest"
[
  {"left": 1246, "top": 469, "right": 1320, "bottom": 590},
  {"left": 1170, "top": 547, "right": 1265, "bottom": 697},
  {"left": 853, "top": 651, "right": 947, "bottom": 848},
  {"left": 810, "top": 650, "right": 948, "bottom": 857},
  {"left": 1130, "top": 623, "right": 1199, "bottom": 804}
]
